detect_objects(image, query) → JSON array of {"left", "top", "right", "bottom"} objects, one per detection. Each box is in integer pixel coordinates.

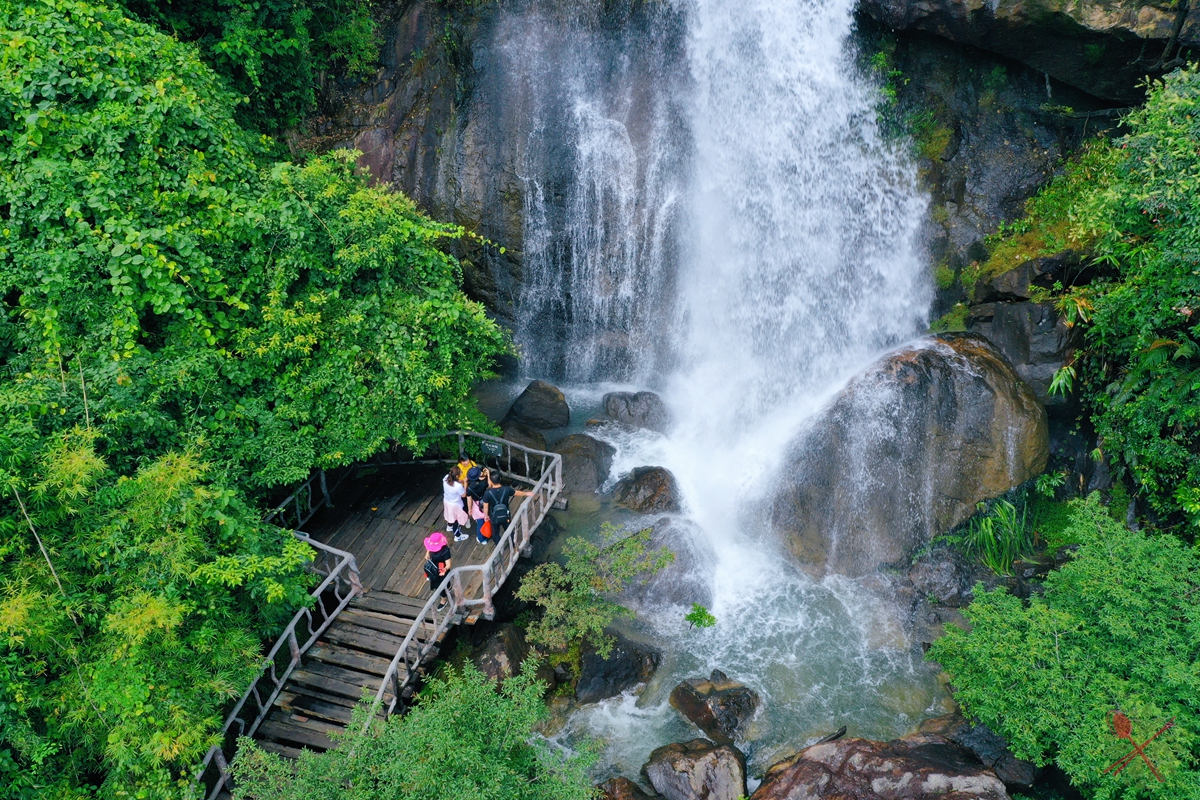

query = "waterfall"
[
  {"left": 494, "top": 0, "right": 939, "bottom": 780},
  {"left": 502, "top": 2, "right": 689, "bottom": 382}
]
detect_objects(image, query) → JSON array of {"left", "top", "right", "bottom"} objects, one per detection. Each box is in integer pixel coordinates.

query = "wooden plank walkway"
[{"left": 250, "top": 465, "right": 521, "bottom": 755}]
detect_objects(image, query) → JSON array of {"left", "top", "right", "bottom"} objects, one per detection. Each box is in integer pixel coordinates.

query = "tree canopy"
[
  {"left": 0, "top": 2, "right": 505, "bottom": 797},
  {"left": 930, "top": 494, "right": 1200, "bottom": 799}
]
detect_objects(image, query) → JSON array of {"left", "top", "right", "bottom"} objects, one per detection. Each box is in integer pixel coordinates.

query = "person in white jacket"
[{"left": 442, "top": 471, "right": 469, "bottom": 542}]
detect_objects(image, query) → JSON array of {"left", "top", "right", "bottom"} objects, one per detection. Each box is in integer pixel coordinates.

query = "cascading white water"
[
  {"left": 494, "top": 0, "right": 941, "bottom": 782},
  {"left": 503, "top": 3, "right": 687, "bottom": 382}
]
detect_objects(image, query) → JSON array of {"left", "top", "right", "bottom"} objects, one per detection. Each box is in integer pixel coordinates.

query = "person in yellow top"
[
  {"left": 451, "top": 453, "right": 477, "bottom": 520},
  {"left": 452, "top": 453, "right": 477, "bottom": 485}
]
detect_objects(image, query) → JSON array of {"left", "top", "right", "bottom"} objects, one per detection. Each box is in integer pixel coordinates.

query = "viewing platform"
[{"left": 195, "top": 433, "right": 563, "bottom": 798}]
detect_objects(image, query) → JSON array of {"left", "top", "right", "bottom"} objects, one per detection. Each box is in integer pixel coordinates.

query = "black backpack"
[{"left": 490, "top": 487, "right": 512, "bottom": 529}]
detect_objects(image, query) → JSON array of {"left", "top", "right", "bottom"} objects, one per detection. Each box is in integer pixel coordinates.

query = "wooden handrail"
[
  {"left": 193, "top": 534, "right": 361, "bottom": 799},
  {"left": 191, "top": 430, "right": 561, "bottom": 796},
  {"left": 363, "top": 432, "right": 563, "bottom": 726}
]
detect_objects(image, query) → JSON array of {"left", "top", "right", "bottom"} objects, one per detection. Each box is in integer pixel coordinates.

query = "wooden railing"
[
  {"left": 192, "top": 430, "right": 561, "bottom": 795},
  {"left": 193, "top": 535, "right": 361, "bottom": 799},
  {"left": 364, "top": 431, "right": 563, "bottom": 724}
]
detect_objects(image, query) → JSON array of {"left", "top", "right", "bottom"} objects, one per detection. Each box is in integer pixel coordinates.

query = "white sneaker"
[{"left": 453, "top": 531, "right": 469, "bottom": 542}]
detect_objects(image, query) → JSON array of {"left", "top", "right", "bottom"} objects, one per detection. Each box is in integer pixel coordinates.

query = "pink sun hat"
[{"left": 424, "top": 531, "right": 449, "bottom": 551}]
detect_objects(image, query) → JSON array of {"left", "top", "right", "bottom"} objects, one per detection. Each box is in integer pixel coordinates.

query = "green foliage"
[
  {"left": 933, "top": 262, "right": 957, "bottom": 290},
  {"left": 979, "top": 141, "right": 1120, "bottom": 284},
  {"left": 930, "top": 494, "right": 1200, "bottom": 798},
  {"left": 515, "top": 523, "right": 673, "bottom": 659},
  {"left": 230, "top": 661, "right": 597, "bottom": 800},
  {"left": 121, "top": 0, "right": 380, "bottom": 131},
  {"left": 0, "top": 0, "right": 507, "bottom": 492},
  {"left": 684, "top": 603, "right": 716, "bottom": 629},
  {"left": 930, "top": 302, "right": 969, "bottom": 333},
  {"left": 1079, "top": 68, "right": 1200, "bottom": 525},
  {"left": 0, "top": 3, "right": 505, "bottom": 797},
  {"left": 0, "top": 425, "right": 313, "bottom": 799},
  {"left": 1034, "top": 469, "right": 1067, "bottom": 498},
  {"left": 944, "top": 498, "right": 1034, "bottom": 575},
  {"left": 979, "top": 67, "right": 1200, "bottom": 526}
]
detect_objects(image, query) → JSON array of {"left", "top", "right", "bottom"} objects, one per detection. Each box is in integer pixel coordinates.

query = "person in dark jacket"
[
  {"left": 466, "top": 466, "right": 490, "bottom": 543},
  {"left": 481, "top": 472, "right": 531, "bottom": 538},
  {"left": 422, "top": 531, "right": 453, "bottom": 611}
]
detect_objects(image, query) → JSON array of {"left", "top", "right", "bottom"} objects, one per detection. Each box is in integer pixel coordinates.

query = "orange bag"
[{"left": 480, "top": 520, "right": 493, "bottom": 540}]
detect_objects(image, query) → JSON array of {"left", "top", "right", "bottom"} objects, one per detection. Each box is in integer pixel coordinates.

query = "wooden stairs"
[{"left": 251, "top": 589, "right": 449, "bottom": 756}]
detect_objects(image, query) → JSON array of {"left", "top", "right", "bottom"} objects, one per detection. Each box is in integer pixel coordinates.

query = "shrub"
[
  {"left": 231, "top": 662, "right": 596, "bottom": 800},
  {"left": 930, "top": 494, "right": 1200, "bottom": 799},
  {"left": 516, "top": 523, "right": 672, "bottom": 659}
]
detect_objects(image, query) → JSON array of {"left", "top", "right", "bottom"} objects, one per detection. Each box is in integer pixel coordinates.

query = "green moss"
[
  {"left": 934, "top": 262, "right": 956, "bottom": 290},
  {"left": 930, "top": 302, "right": 969, "bottom": 332},
  {"left": 978, "top": 140, "right": 1119, "bottom": 283}
]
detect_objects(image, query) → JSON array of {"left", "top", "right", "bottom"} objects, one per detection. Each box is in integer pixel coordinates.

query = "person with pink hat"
[{"left": 422, "top": 531, "right": 453, "bottom": 611}]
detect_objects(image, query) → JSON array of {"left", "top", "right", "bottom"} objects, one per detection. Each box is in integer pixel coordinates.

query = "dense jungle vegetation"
[
  {"left": 4, "top": 0, "right": 1200, "bottom": 796},
  {"left": 0, "top": 0, "right": 505, "bottom": 796},
  {"left": 932, "top": 66, "right": 1200, "bottom": 800}
]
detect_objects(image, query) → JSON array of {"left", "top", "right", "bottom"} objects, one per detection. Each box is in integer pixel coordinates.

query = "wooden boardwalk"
[{"left": 249, "top": 465, "right": 516, "bottom": 756}]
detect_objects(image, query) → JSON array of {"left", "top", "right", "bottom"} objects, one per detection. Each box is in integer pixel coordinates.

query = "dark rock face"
[
  {"left": 642, "top": 739, "right": 747, "bottom": 800},
  {"left": 751, "top": 735, "right": 1010, "bottom": 799},
  {"left": 772, "top": 334, "right": 1048, "bottom": 576},
  {"left": 967, "top": 302, "right": 1082, "bottom": 407},
  {"left": 472, "top": 623, "right": 554, "bottom": 686},
  {"left": 858, "top": 0, "right": 1195, "bottom": 102},
  {"left": 604, "top": 391, "right": 672, "bottom": 432},
  {"left": 505, "top": 380, "right": 570, "bottom": 430},
  {"left": 919, "top": 713, "right": 1040, "bottom": 792},
  {"left": 614, "top": 467, "right": 682, "bottom": 513},
  {"left": 576, "top": 634, "right": 660, "bottom": 705},
  {"left": 552, "top": 434, "right": 616, "bottom": 494},
  {"left": 501, "top": 419, "right": 549, "bottom": 453},
  {"left": 866, "top": 28, "right": 1114, "bottom": 315},
  {"left": 598, "top": 776, "right": 658, "bottom": 800},
  {"left": 669, "top": 670, "right": 760, "bottom": 745},
  {"left": 908, "top": 546, "right": 975, "bottom": 607}
]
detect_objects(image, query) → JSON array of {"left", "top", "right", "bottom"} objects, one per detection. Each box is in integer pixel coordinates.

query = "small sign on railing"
[{"left": 481, "top": 440, "right": 504, "bottom": 457}]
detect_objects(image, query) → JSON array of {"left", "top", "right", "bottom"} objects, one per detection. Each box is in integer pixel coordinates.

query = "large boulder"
[
  {"left": 919, "top": 713, "right": 1039, "bottom": 792},
  {"left": 576, "top": 633, "right": 660, "bottom": 705},
  {"left": 505, "top": 380, "right": 570, "bottom": 430},
  {"left": 772, "top": 334, "right": 1048, "bottom": 577},
  {"left": 501, "top": 419, "right": 549, "bottom": 453},
  {"left": 552, "top": 434, "right": 616, "bottom": 494},
  {"left": 967, "top": 302, "right": 1082, "bottom": 408},
  {"left": 642, "top": 739, "right": 747, "bottom": 800},
  {"left": 620, "top": 517, "right": 715, "bottom": 609},
  {"left": 472, "top": 624, "right": 555, "bottom": 687},
  {"left": 751, "top": 735, "right": 1010, "bottom": 800},
  {"left": 603, "top": 391, "right": 672, "bottom": 432},
  {"left": 858, "top": 0, "right": 1197, "bottom": 102},
  {"left": 669, "top": 670, "right": 759, "bottom": 745},
  {"left": 614, "top": 467, "right": 682, "bottom": 513},
  {"left": 597, "top": 777, "right": 659, "bottom": 800}
]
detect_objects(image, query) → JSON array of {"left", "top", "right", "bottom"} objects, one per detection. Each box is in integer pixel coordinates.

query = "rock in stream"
[{"left": 669, "top": 670, "right": 759, "bottom": 745}]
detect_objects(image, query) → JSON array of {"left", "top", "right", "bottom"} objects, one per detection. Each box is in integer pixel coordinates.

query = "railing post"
[
  {"left": 348, "top": 557, "right": 364, "bottom": 595},
  {"left": 520, "top": 510, "right": 532, "bottom": 558},
  {"left": 457, "top": 432, "right": 465, "bottom": 460},
  {"left": 287, "top": 628, "right": 301, "bottom": 663},
  {"left": 319, "top": 469, "right": 332, "bottom": 509},
  {"left": 452, "top": 572, "right": 465, "bottom": 613}
]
